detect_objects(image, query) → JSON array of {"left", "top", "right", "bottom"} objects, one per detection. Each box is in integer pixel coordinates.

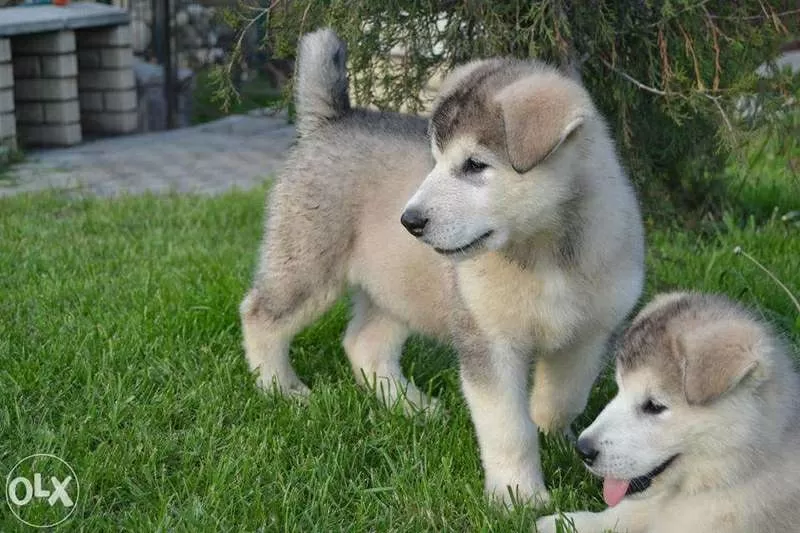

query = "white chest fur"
[{"left": 456, "top": 252, "right": 587, "bottom": 354}]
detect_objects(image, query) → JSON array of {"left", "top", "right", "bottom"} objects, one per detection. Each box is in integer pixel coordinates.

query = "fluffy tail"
[{"left": 295, "top": 28, "right": 351, "bottom": 136}]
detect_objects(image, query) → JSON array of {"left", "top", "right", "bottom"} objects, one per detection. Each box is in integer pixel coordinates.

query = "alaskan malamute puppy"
[
  {"left": 538, "top": 292, "right": 800, "bottom": 531},
  {"left": 240, "top": 28, "right": 644, "bottom": 504}
]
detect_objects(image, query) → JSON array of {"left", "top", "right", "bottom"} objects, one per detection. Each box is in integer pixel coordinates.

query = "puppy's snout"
[
  {"left": 576, "top": 436, "right": 599, "bottom": 466},
  {"left": 400, "top": 209, "right": 429, "bottom": 237}
]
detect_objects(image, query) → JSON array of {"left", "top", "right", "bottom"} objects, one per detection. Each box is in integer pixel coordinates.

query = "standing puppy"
[
  {"left": 537, "top": 292, "right": 800, "bottom": 532},
  {"left": 240, "top": 28, "right": 644, "bottom": 504}
]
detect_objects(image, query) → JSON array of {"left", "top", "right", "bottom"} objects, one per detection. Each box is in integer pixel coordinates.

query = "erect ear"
[
  {"left": 675, "top": 321, "right": 762, "bottom": 406},
  {"left": 494, "top": 75, "right": 587, "bottom": 174}
]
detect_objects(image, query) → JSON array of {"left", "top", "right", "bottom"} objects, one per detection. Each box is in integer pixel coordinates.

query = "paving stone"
[{"left": 0, "top": 112, "right": 296, "bottom": 197}]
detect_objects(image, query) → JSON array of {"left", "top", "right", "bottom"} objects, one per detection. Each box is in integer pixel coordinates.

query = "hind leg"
[
  {"left": 530, "top": 329, "right": 611, "bottom": 435},
  {"left": 343, "top": 290, "right": 439, "bottom": 414},
  {"left": 239, "top": 282, "right": 332, "bottom": 396},
  {"left": 240, "top": 213, "right": 346, "bottom": 397},
  {"left": 241, "top": 170, "right": 353, "bottom": 397},
  {"left": 240, "top": 278, "right": 343, "bottom": 397}
]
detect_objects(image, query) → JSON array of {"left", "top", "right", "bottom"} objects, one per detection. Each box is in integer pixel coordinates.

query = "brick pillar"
[
  {"left": 0, "top": 38, "right": 17, "bottom": 154},
  {"left": 77, "top": 25, "right": 137, "bottom": 135},
  {"left": 11, "top": 31, "right": 82, "bottom": 147}
]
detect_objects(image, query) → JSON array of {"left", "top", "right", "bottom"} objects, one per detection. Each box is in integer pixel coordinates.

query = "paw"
[
  {"left": 371, "top": 377, "right": 444, "bottom": 418},
  {"left": 530, "top": 388, "right": 583, "bottom": 436},
  {"left": 536, "top": 513, "right": 578, "bottom": 533},
  {"left": 483, "top": 457, "right": 550, "bottom": 508},
  {"left": 531, "top": 406, "right": 578, "bottom": 436},
  {"left": 400, "top": 390, "right": 445, "bottom": 419},
  {"left": 486, "top": 481, "right": 551, "bottom": 509},
  {"left": 535, "top": 514, "right": 559, "bottom": 533},
  {"left": 255, "top": 371, "right": 310, "bottom": 400}
]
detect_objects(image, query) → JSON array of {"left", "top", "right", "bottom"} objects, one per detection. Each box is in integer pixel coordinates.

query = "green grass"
[
  {"left": 721, "top": 119, "right": 800, "bottom": 223},
  {"left": 0, "top": 180, "right": 798, "bottom": 531}
]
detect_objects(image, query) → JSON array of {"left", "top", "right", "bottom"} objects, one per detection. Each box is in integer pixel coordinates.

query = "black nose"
[
  {"left": 575, "top": 437, "right": 599, "bottom": 466},
  {"left": 400, "top": 209, "right": 429, "bottom": 237}
]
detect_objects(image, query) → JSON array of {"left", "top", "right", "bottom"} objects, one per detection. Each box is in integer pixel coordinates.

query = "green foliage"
[
  {"left": 192, "top": 68, "right": 283, "bottom": 125},
  {"left": 218, "top": 0, "right": 797, "bottom": 215}
]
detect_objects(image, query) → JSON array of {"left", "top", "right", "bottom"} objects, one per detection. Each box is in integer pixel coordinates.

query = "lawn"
[{"left": 0, "top": 175, "right": 798, "bottom": 530}]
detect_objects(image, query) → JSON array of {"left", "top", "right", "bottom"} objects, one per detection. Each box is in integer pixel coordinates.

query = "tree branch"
[
  {"left": 708, "top": 7, "right": 800, "bottom": 21},
  {"left": 600, "top": 58, "right": 671, "bottom": 96},
  {"left": 600, "top": 57, "right": 735, "bottom": 133},
  {"left": 703, "top": 93, "right": 734, "bottom": 133}
]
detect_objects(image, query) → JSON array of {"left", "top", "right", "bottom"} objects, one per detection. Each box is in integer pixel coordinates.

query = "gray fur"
[
  {"left": 430, "top": 60, "right": 507, "bottom": 151},
  {"left": 617, "top": 292, "right": 758, "bottom": 372},
  {"left": 294, "top": 29, "right": 352, "bottom": 136}
]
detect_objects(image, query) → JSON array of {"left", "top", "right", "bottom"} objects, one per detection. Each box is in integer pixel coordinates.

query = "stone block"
[
  {"left": 78, "top": 49, "right": 102, "bottom": 69},
  {"left": 82, "top": 110, "right": 137, "bottom": 133},
  {"left": 79, "top": 90, "right": 104, "bottom": 112},
  {"left": 76, "top": 26, "right": 130, "bottom": 48},
  {"left": 12, "top": 31, "right": 76, "bottom": 55},
  {"left": 15, "top": 102, "right": 44, "bottom": 124},
  {"left": 0, "top": 39, "right": 10, "bottom": 63},
  {"left": 0, "top": 88, "right": 13, "bottom": 113},
  {"left": 18, "top": 123, "right": 81, "bottom": 146},
  {"left": 104, "top": 89, "right": 137, "bottom": 112},
  {"left": 44, "top": 100, "right": 80, "bottom": 124},
  {"left": 79, "top": 69, "right": 134, "bottom": 90},
  {"left": 0, "top": 63, "right": 13, "bottom": 89},
  {"left": 42, "top": 54, "right": 79, "bottom": 77},
  {"left": 101, "top": 47, "right": 133, "bottom": 69},
  {"left": 12, "top": 56, "right": 41, "bottom": 79},
  {"left": 14, "top": 77, "right": 78, "bottom": 102}
]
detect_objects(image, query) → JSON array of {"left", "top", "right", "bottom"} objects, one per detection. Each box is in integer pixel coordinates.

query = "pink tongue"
[{"left": 603, "top": 478, "right": 630, "bottom": 507}]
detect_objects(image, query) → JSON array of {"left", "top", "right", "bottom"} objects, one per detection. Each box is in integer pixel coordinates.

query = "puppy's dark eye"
[
  {"left": 641, "top": 398, "right": 667, "bottom": 415},
  {"left": 463, "top": 158, "right": 488, "bottom": 173}
]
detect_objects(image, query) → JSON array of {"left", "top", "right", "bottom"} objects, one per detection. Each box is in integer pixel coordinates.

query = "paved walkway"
[{"left": 0, "top": 111, "right": 296, "bottom": 197}]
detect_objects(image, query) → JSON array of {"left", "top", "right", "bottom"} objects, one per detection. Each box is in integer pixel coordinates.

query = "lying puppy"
[
  {"left": 240, "top": 28, "right": 644, "bottom": 504},
  {"left": 537, "top": 292, "right": 800, "bottom": 532}
]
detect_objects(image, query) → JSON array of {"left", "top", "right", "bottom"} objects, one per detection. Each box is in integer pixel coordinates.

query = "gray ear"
[
  {"left": 429, "top": 59, "right": 507, "bottom": 144},
  {"left": 495, "top": 75, "right": 586, "bottom": 174},
  {"left": 436, "top": 59, "right": 506, "bottom": 100},
  {"left": 675, "top": 321, "right": 762, "bottom": 406}
]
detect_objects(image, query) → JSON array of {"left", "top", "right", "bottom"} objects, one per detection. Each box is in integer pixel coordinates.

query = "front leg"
[
  {"left": 536, "top": 498, "right": 654, "bottom": 533},
  {"left": 458, "top": 334, "right": 548, "bottom": 506},
  {"left": 531, "top": 329, "right": 611, "bottom": 436}
]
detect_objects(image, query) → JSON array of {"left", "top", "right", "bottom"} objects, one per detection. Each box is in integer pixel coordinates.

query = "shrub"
[{"left": 216, "top": 1, "right": 798, "bottom": 215}]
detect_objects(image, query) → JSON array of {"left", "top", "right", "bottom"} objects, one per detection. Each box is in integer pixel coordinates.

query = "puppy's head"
[
  {"left": 577, "top": 292, "right": 778, "bottom": 507},
  {"left": 400, "top": 59, "right": 596, "bottom": 259}
]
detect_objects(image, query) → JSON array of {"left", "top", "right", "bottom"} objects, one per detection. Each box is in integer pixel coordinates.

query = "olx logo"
[{"left": 5, "top": 454, "right": 79, "bottom": 528}]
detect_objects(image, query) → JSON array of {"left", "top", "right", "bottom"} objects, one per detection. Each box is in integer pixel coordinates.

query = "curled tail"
[{"left": 295, "top": 28, "right": 351, "bottom": 136}]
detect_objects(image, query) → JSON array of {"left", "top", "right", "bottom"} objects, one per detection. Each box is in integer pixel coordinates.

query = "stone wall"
[
  {"left": 126, "top": 0, "right": 235, "bottom": 70},
  {"left": 1, "top": 26, "right": 138, "bottom": 148},
  {"left": 77, "top": 25, "right": 138, "bottom": 135},
  {"left": 11, "top": 31, "right": 81, "bottom": 146},
  {"left": 0, "top": 38, "right": 15, "bottom": 152},
  {"left": 0, "top": 3, "right": 137, "bottom": 149}
]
